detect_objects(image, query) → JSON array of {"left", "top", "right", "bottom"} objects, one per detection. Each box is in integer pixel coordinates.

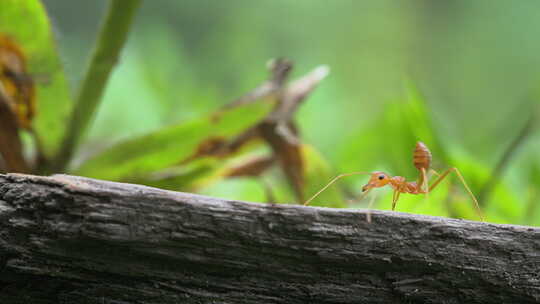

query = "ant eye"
[{"left": 378, "top": 175, "right": 385, "bottom": 180}]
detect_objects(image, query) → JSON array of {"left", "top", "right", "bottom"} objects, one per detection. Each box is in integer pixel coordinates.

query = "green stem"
[{"left": 52, "top": 0, "right": 141, "bottom": 172}]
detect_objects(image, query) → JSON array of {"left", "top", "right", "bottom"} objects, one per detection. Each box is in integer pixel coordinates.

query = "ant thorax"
[
  {"left": 389, "top": 176, "right": 421, "bottom": 194},
  {"left": 388, "top": 176, "right": 406, "bottom": 189}
]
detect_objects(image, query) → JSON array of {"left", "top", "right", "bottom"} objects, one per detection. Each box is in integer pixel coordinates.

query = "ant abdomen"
[{"left": 413, "top": 141, "right": 432, "bottom": 171}]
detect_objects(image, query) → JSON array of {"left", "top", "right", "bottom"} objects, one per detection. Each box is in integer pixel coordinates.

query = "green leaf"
[
  {"left": 75, "top": 101, "right": 273, "bottom": 181},
  {"left": 0, "top": 0, "right": 72, "bottom": 158},
  {"left": 126, "top": 139, "right": 268, "bottom": 192}
]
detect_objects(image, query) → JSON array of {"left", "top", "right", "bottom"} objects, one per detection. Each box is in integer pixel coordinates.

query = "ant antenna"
[{"left": 303, "top": 171, "right": 370, "bottom": 206}]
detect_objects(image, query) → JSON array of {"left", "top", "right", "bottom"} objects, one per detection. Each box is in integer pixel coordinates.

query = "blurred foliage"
[
  {"left": 0, "top": 0, "right": 538, "bottom": 226},
  {"left": 0, "top": 0, "right": 71, "bottom": 158},
  {"left": 75, "top": 100, "right": 274, "bottom": 180}
]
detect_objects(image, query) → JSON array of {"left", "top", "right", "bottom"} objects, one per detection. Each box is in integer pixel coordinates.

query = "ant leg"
[
  {"left": 429, "top": 169, "right": 441, "bottom": 177},
  {"left": 428, "top": 167, "right": 485, "bottom": 221},
  {"left": 423, "top": 169, "right": 441, "bottom": 202},
  {"left": 391, "top": 190, "right": 401, "bottom": 211},
  {"left": 429, "top": 169, "right": 442, "bottom": 184},
  {"left": 418, "top": 168, "right": 429, "bottom": 193},
  {"left": 419, "top": 168, "right": 429, "bottom": 202},
  {"left": 303, "top": 171, "right": 370, "bottom": 206}
]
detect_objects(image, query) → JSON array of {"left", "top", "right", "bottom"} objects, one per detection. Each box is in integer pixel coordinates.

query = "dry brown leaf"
[
  {"left": 225, "top": 155, "right": 276, "bottom": 178},
  {"left": 0, "top": 34, "right": 33, "bottom": 172},
  {"left": 258, "top": 121, "right": 304, "bottom": 201},
  {"left": 253, "top": 65, "right": 330, "bottom": 202},
  {"left": 180, "top": 58, "right": 329, "bottom": 203},
  {"left": 0, "top": 34, "right": 35, "bottom": 130},
  {"left": 0, "top": 90, "right": 29, "bottom": 172},
  {"left": 180, "top": 136, "right": 229, "bottom": 164}
]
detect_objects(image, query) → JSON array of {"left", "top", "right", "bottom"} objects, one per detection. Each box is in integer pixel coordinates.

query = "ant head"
[{"left": 362, "top": 171, "right": 391, "bottom": 192}]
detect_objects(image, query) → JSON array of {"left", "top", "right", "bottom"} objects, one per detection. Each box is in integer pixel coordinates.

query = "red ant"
[{"left": 303, "top": 142, "right": 484, "bottom": 221}]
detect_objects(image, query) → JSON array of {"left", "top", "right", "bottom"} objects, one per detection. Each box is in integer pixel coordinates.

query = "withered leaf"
[
  {"left": 180, "top": 136, "right": 229, "bottom": 164},
  {"left": 180, "top": 59, "right": 329, "bottom": 203},
  {"left": 253, "top": 65, "right": 330, "bottom": 202},
  {"left": 216, "top": 58, "right": 292, "bottom": 113},
  {"left": 0, "top": 34, "right": 33, "bottom": 172},
  {"left": 258, "top": 121, "right": 304, "bottom": 201},
  {"left": 225, "top": 155, "right": 276, "bottom": 178},
  {"left": 0, "top": 89, "right": 29, "bottom": 172},
  {"left": 0, "top": 34, "right": 35, "bottom": 130}
]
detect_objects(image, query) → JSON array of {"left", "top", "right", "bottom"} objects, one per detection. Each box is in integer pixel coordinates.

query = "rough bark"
[{"left": 0, "top": 173, "right": 538, "bottom": 304}]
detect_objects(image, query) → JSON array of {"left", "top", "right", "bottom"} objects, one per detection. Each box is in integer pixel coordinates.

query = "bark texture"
[{"left": 0, "top": 173, "right": 538, "bottom": 304}]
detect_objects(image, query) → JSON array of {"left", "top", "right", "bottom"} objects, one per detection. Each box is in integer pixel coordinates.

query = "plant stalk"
[{"left": 51, "top": 0, "right": 141, "bottom": 172}]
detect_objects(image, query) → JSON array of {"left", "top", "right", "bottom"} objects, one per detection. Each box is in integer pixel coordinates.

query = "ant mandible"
[{"left": 303, "top": 142, "right": 484, "bottom": 221}]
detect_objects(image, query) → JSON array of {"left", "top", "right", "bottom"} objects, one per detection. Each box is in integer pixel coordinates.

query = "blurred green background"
[{"left": 40, "top": 0, "right": 540, "bottom": 225}]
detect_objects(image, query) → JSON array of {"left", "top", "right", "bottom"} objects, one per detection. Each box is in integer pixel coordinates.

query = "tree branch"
[{"left": 0, "top": 173, "right": 538, "bottom": 304}]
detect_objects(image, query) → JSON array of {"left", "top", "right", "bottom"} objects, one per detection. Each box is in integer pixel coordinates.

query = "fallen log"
[{"left": 0, "top": 173, "right": 538, "bottom": 303}]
